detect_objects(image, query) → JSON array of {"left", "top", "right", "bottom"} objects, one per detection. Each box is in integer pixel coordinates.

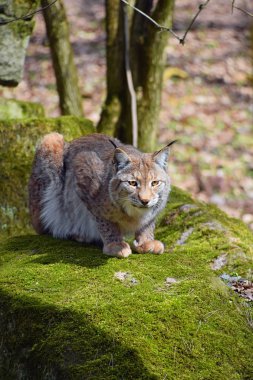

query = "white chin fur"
[{"left": 121, "top": 201, "right": 151, "bottom": 218}]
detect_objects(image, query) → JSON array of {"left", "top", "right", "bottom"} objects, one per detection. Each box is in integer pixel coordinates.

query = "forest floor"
[{"left": 0, "top": 0, "right": 252, "bottom": 229}]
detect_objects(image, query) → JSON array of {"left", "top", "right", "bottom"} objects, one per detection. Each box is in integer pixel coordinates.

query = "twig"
[
  {"left": 0, "top": 0, "right": 58, "bottom": 26},
  {"left": 231, "top": 0, "right": 253, "bottom": 17},
  {"left": 231, "top": 0, "right": 236, "bottom": 13},
  {"left": 121, "top": 0, "right": 181, "bottom": 42},
  {"left": 123, "top": 3, "right": 138, "bottom": 148},
  {"left": 179, "top": 0, "right": 211, "bottom": 45},
  {"left": 120, "top": 0, "right": 211, "bottom": 45},
  {"left": 233, "top": 5, "right": 253, "bottom": 17}
]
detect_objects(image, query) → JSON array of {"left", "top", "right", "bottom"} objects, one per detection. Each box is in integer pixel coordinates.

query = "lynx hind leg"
[
  {"left": 37, "top": 132, "right": 65, "bottom": 171},
  {"left": 29, "top": 132, "right": 65, "bottom": 234}
]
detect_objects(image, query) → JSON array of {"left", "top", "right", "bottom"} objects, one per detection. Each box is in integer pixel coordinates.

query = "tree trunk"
[
  {"left": 251, "top": 23, "right": 253, "bottom": 66},
  {"left": 97, "top": 0, "right": 125, "bottom": 135},
  {"left": 98, "top": 0, "right": 174, "bottom": 151},
  {"left": 41, "top": 0, "right": 83, "bottom": 117},
  {"left": 131, "top": 0, "right": 174, "bottom": 151}
]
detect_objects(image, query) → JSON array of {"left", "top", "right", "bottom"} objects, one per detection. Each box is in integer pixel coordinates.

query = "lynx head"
[{"left": 109, "top": 142, "right": 176, "bottom": 217}]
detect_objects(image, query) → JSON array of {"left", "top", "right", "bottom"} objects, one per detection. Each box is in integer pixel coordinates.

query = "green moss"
[
  {"left": 0, "top": 188, "right": 252, "bottom": 379},
  {"left": 0, "top": 99, "right": 45, "bottom": 119},
  {"left": 4, "top": 1, "right": 39, "bottom": 19},
  {"left": 0, "top": 2, "right": 39, "bottom": 87},
  {"left": 97, "top": 96, "right": 121, "bottom": 136},
  {"left": 0, "top": 116, "right": 94, "bottom": 236},
  {"left": 9, "top": 18, "right": 35, "bottom": 39}
]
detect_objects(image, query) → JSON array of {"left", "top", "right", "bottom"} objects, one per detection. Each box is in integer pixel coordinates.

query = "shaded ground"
[{"left": 0, "top": 0, "right": 252, "bottom": 228}]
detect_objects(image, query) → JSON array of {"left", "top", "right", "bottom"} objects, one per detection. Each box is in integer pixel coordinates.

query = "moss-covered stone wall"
[
  {"left": 0, "top": 99, "right": 45, "bottom": 119},
  {"left": 0, "top": 116, "right": 94, "bottom": 236}
]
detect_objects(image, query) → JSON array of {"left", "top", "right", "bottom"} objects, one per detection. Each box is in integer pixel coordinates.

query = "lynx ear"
[
  {"left": 153, "top": 140, "right": 177, "bottom": 169},
  {"left": 114, "top": 148, "right": 131, "bottom": 170}
]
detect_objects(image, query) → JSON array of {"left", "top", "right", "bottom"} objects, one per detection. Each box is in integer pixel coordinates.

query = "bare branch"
[
  {"left": 121, "top": 0, "right": 253, "bottom": 45},
  {"left": 180, "top": 0, "right": 211, "bottom": 45},
  {"left": 120, "top": 0, "right": 211, "bottom": 45},
  {"left": 123, "top": 3, "right": 138, "bottom": 148},
  {"left": 231, "top": 0, "right": 236, "bottom": 13},
  {"left": 233, "top": 5, "right": 253, "bottom": 17},
  {"left": 0, "top": 0, "right": 58, "bottom": 26},
  {"left": 120, "top": 0, "right": 181, "bottom": 42}
]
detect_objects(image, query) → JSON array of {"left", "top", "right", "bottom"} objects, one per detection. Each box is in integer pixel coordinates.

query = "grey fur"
[{"left": 29, "top": 133, "right": 173, "bottom": 257}]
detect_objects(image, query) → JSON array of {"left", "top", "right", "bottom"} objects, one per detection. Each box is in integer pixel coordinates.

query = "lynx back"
[{"left": 29, "top": 133, "right": 175, "bottom": 258}]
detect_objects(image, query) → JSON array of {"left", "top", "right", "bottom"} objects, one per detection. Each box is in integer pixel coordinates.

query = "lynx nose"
[{"left": 140, "top": 199, "right": 149, "bottom": 206}]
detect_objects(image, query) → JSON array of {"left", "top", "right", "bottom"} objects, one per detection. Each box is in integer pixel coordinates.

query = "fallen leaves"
[{"left": 220, "top": 273, "right": 253, "bottom": 302}]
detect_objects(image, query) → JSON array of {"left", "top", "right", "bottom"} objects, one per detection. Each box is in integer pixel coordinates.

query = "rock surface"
[
  {"left": 0, "top": 1, "right": 39, "bottom": 86},
  {"left": 0, "top": 187, "right": 252, "bottom": 379},
  {"left": 0, "top": 98, "right": 45, "bottom": 119}
]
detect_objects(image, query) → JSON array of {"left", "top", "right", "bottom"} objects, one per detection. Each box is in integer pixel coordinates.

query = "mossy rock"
[
  {"left": 0, "top": 187, "right": 252, "bottom": 379},
  {"left": 0, "top": 99, "right": 45, "bottom": 119},
  {"left": 0, "top": 116, "right": 94, "bottom": 236},
  {"left": 0, "top": 1, "right": 40, "bottom": 86}
]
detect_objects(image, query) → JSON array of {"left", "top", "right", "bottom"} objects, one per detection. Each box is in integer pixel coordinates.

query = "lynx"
[{"left": 29, "top": 133, "right": 175, "bottom": 258}]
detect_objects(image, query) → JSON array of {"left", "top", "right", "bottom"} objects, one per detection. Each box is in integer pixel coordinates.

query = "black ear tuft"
[
  {"left": 166, "top": 140, "right": 178, "bottom": 148},
  {"left": 153, "top": 140, "right": 177, "bottom": 169},
  {"left": 109, "top": 139, "right": 118, "bottom": 149}
]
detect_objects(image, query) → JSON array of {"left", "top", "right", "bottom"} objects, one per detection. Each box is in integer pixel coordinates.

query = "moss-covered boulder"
[
  {"left": 0, "top": 1, "right": 39, "bottom": 86},
  {"left": 0, "top": 188, "right": 252, "bottom": 379},
  {"left": 0, "top": 99, "right": 45, "bottom": 119},
  {"left": 0, "top": 116, "right": 94, "bottom": 236}
]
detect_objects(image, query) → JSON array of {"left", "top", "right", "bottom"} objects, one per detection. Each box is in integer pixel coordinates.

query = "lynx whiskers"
[{"left": 29, "top": 133, "right": 176, "bottom": 258}]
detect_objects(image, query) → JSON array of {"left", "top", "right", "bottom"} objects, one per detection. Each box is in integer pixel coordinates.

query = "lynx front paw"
[
  {"left": 103, "top": 241, "right": 132, "bottom": 258},
  {"left": 133, "top": 240, "right": 164, "bottom": 255}
]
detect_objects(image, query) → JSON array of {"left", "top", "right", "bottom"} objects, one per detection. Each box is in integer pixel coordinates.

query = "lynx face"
[{"left": 109, "top": 148, "right": 170, "bottom": 217}]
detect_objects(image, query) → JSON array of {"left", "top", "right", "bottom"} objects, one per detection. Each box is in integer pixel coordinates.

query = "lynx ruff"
[{"left": 29, "top": 133, "right": 175, "bottom": 258}]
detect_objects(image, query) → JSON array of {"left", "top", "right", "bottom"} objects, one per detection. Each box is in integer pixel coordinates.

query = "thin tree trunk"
[
  {"left": 251, "top": 23, "right": 253, "bottom": 65},
  {"left": 123, "top": 0, "right": 174, "bottom": 151},
  {"left": 98, "top": 0, "right": 174, "bottom": 151},
  {"left": 41, "top": 0, "right": 83, "bottom": 117},
  {"left": 97, "top": 0, "right": 125, "bottom": 135}
]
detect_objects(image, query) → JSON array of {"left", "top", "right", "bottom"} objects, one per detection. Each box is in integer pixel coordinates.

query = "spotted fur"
[{"left": 29, "top": 133, "right": 173, "bottom": 258}]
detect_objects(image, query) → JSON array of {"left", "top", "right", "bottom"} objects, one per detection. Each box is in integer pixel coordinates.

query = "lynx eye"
[
  {"left": 128, "top": 180, "right": 138, "bottom": 187},
  {"left": 151, "top": 180, "right": 160, "bottom": 187}
]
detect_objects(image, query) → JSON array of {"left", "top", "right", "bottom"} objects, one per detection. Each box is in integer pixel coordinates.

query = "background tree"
[
  {"left": 97, "top": 0, "right": 174, "bottom": 151},
  {"left": 41, "top": 0, "right": 83, "bottom": 116}
]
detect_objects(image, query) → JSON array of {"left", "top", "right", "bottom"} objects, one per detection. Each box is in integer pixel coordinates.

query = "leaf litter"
[{"left": 220, "top": 273, "right": 253, "bottom": 302}]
